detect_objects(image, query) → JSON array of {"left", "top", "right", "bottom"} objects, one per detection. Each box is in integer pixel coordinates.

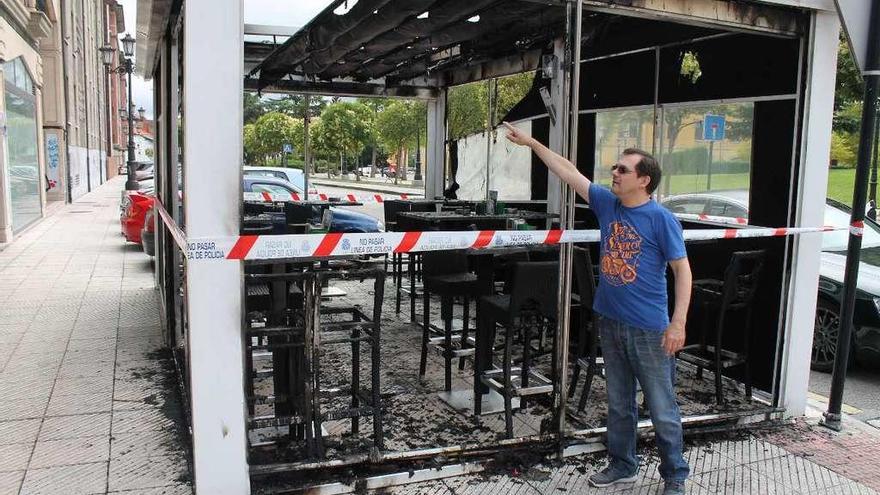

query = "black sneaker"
[
  {"left": 588, "top": 464, "right": 639, "bottom": 487},
  {"left": 663, "top": 480, "right": 686, "bottom": 494}
]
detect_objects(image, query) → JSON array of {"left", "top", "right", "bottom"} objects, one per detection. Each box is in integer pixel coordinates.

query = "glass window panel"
[
  {"left": 3, "top": 58, "right": 42, "bottom": 231},
  {"left": 593, "top": 109, "right": 654, "bottom": 188},
  {"left": 250, "top": 183, "right": 293, "bottom": 195},
  {"left": 657, "top": 103, "right": 754, "bottom": 219}
]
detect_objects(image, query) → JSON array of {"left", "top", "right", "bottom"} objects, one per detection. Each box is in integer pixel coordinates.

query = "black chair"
[
  {"left": 677, "top": 249, "right": 766, "bottom": 405},
  {"left": 567, "top": 246, "right": 602, "bottom": 411},
  {"left": 419, "top": 250, "right": 488, "bottom": 391},
  {"left": 474, "top": 261, "right": 559, "bottom": 438},
  {"left": 382, "top": 200, "right": 418, "bottom": 317},
  {"left": 284, "top": 202, "right": 316, "bottom": 233}
]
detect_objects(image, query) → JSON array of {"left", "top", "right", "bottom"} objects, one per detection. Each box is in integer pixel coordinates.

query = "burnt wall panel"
[
  {"left": 579, "top": 51, "right": 656, "bottom": 110},
  {"left": 659, "top": 34, "right": 799, "bottom": 103},
  {"left": 531, "top": 118, "right": 550, "bottom": 200}
]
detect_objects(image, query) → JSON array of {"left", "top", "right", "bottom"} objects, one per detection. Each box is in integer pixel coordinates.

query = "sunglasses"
[{"left": 610, "top": 164, "right": 633, "bottom": 174}]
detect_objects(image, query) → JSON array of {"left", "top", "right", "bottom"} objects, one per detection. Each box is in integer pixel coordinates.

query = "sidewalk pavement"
[
  {"left": 2, "top": 178, "right": 880, "bottom": 495},
  {"left": 0, "top": 177, "right": 191, "bottom": 495},
  {"left": 387, "top": 415, "right": 880, "bottom": 494},
  {"left": 311, "top": 176, "right": 424, "bottom": 196}
]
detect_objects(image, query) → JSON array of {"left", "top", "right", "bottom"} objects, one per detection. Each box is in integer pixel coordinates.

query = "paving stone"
[
  {"left": 108, "top": 454, "right": 189, "bottom": 492},
  {"left": 28, "top": 437, "right": 110, "bottom": 469},
  {"left": 0, "top": 470, "right": 24, "bottom": 495},
  {"left": 46, "top": 392, "right": 112, "bottom": 416},
  {"left": 38, "top": 413, "right": 112, "bottom": 441},
  {"left": 0, "top": 443, "right": 33, "bottom": 472},
  {"left": 52, "top": 377, "right": 115, "bottom": 397},
  {"left": 107, "top": 484, "right": 193, "bottom": 494},
  {"left": 19, "top": 461, "right": 108, "bottom": 495},
  {"left": 110, "top": 431, "right": 185, "bottom": 460},
  {"left": 111, "top": 408, "right": 176, "bottom": 434},
  {"left": 0, "top": 398, "right": 48, "bottom": 421},
  {"left": 0, "top": 419, "right": 42, "bottom": 445}
]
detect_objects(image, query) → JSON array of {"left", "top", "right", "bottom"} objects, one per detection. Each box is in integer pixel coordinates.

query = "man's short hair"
[{"left": 623, "top": 148, "right": 661, "bottom": 194}]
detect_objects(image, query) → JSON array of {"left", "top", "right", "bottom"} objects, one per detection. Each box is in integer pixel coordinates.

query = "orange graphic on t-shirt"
[{"left": 601, "top": 220, "right": 642, "bottom": 286}]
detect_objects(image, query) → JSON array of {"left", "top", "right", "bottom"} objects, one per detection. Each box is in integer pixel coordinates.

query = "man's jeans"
[{"left": 599, "top": 315, "right": 689, "bottom": 482}]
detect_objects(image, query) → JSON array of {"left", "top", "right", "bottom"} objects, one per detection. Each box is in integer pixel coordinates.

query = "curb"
[{"left": 310, "top": 178, "right": 424, "bottom": 196}]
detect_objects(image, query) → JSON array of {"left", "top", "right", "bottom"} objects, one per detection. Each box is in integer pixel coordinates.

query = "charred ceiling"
[{"left": 253, "top": 0, "right": 567, "bottom": 89}]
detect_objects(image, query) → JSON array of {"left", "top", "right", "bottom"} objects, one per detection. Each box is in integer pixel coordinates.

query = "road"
[{"left": 810, "top": 367, "right": 880, "bottom": 426}]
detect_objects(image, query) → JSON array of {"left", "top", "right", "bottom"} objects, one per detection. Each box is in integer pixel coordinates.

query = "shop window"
[{"left": 3, "top": 57, "right": 42, "bottom": 232}]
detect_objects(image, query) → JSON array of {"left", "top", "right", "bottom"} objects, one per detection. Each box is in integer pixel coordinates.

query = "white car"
[{"left": 243, "top": 166, "right": 319, "bottom": 194}]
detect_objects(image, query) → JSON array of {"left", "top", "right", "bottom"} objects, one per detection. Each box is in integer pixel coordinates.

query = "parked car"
[
  {"left": 661, "top": 191, "right": 880, "bottom": 371},
  {"left": 243, "top": 166, "right": 319, "bottom": 195},
  {"left": 121, "top": 192, "right": 154, "bottom": 244},
  {"left": 134, "top": 176, "right": 384, "bottom": 257},
  {"left": 242, "top": 176, "right": 384, "bottom": 234}
]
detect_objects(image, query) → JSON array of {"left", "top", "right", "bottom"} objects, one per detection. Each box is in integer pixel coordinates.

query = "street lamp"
[{"left": 101, "top": 32, "right": 138, "bottom": 191}]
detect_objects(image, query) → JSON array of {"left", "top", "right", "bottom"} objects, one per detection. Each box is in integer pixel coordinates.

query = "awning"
[{"left": 253, "top": 0, "right": 567, "bottom": 90}]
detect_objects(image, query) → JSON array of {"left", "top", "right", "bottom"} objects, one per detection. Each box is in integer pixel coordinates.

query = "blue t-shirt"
[{"left": 588, "top": 183, "right": 687, "bottom": 332}]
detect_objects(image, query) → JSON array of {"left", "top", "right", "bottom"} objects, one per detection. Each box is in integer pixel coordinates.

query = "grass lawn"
[
  {"left": 827, "top": 168, "right": 858, "bottom": 206},
  {"left": 651, "top": 169, "right": 860, "bottom": 206}
]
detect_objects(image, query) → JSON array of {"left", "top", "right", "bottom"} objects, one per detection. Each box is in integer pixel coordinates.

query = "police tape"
[
  {"left": 243, "top": 191, "right": 417, "bottom": 203},
  {"left": 180, "top": 225, "right": 842, "bottom": 262},
  {"left": 674, "top": 213, "right": 749, "bottom": 225}
]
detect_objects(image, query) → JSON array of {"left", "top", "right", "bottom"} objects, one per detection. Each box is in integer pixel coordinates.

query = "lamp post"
[{"left": 101, "top": 33, "right": 138, "bottom": 190}]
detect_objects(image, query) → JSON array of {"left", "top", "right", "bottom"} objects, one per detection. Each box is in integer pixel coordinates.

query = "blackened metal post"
[
  {"left": 823, "top": 0, "right": 880, "bottom": 431},
  {"left": 124, "top": 57, "right": 139, "bottom": 191}
]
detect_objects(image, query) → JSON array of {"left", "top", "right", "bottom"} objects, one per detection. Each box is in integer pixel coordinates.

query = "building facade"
[{"left": 0, "top": 0, "right": 124, "bottom": 243}]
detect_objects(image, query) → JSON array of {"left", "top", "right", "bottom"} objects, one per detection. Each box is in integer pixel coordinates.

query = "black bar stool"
[
  {"left": 474, "top": 261, "right": 559, "bottom": 438},
  {"left": 567, "top": 245, "right": 603, "bottom": 411},
  {"left": 677, "top": 249, "right": 766, "bottom": 404},
  {"left": 419, "top": 250, "right": 489, "bottom": 391}
]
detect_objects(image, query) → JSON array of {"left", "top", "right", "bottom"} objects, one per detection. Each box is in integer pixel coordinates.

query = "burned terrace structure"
[{"left": 136, "top": 0, "right": 840, "bottom": 493}]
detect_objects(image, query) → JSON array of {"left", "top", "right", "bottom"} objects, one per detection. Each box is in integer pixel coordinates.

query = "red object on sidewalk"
[{"left": 120, "top": 192, "right": 155, "bottom": 244}]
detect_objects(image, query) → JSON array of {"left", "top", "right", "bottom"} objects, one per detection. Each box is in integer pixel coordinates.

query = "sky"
[{"left": 118, "top": 0, "right": 335, "bottom": 118}]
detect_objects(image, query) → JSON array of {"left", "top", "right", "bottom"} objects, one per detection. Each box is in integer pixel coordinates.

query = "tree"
[
  {"left": 264, "top": 94, "right": 328, "bottom": 119},
  {"left": 251, "top": 112, "right": 300, "bottom": 165},
  {"left": 317, "top": 102, "right": 372, "bottom": 177},
  {"left": 358, "top": 98, "right": 388, "bottom": 177},
  {"left": 447, "top": 82, "right": 488, "bottom": 141},
  {"left": 494, "top": 72, "right": 536, "bottom": 124},
  {"left": 375, "top": 100, "right": 426, "bottom": 181},
  {"left": 243, "top": 92, "right": 265, "bottom": 124},
  {"left": 830, "top": 130, "right": 858, "bottom": 167},
  {"left": 243, "top": 123, "right": 259, "bottom": 164},
  {"left": 835, "top": 37, "right": 864, "bottom": 111}
]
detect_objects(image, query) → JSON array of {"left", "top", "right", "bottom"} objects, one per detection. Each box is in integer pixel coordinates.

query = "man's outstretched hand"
[{"left": 503, "top": 122, "right": 533, "bottom": 147}]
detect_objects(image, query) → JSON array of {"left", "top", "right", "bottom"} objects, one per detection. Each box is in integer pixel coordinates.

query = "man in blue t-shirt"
[{"left": 503, "top": 122, "right": 692, "bottom": 495}]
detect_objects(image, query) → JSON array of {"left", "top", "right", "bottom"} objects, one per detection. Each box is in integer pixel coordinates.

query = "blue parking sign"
[
  {"left": 702, "top": 115, "right": 726, "bottom": 141},
  {"left": 283, "top": 143, "right": 293, "bottom": 153}
]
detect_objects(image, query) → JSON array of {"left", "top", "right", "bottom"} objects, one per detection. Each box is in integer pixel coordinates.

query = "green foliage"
[
  {"left": 243, "top": 123, "right": 258, "bottom": 163},
  {"left": 835, "top": 36, "right": 864, "bottom": 110},
  {"left": 833, "top": 100, "right": 863, "bottom": 134},
  {"left": 375, "top": 100, "right": 426, "bottom": 154},
  {"left": 243, "top": 92, "right": 265, "bottom": 124},
  {"left": 679, "top": 51, "right": 703, "bottom": 84},
  {"left": 245, "top": 112, "right": 300, "bottom": 164},
  {"left": 264, "top": 94, "right": 327, "bottom": 119},
  {"left": 448, "top": 82, "right": 488, "bottom": 141},
  {"left": 830, "top": 130, "right": 858, "bottom": 167},
  {"left": 494, "top": 72, "right": 536, "bottom": 124},
  {"left": 317, "top": 102, "right": 373, "bottom": 167}
]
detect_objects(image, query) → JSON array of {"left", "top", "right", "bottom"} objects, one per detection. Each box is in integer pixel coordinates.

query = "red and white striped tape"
[
  {"left": 675, "top": 213, "right": 749, "bottom": 225},
  {"left": 243, "top": 191, "right": 417, "bottom": 203},
  {"left": 181, "top": 225, "right": 841, "bottom": 262}
]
